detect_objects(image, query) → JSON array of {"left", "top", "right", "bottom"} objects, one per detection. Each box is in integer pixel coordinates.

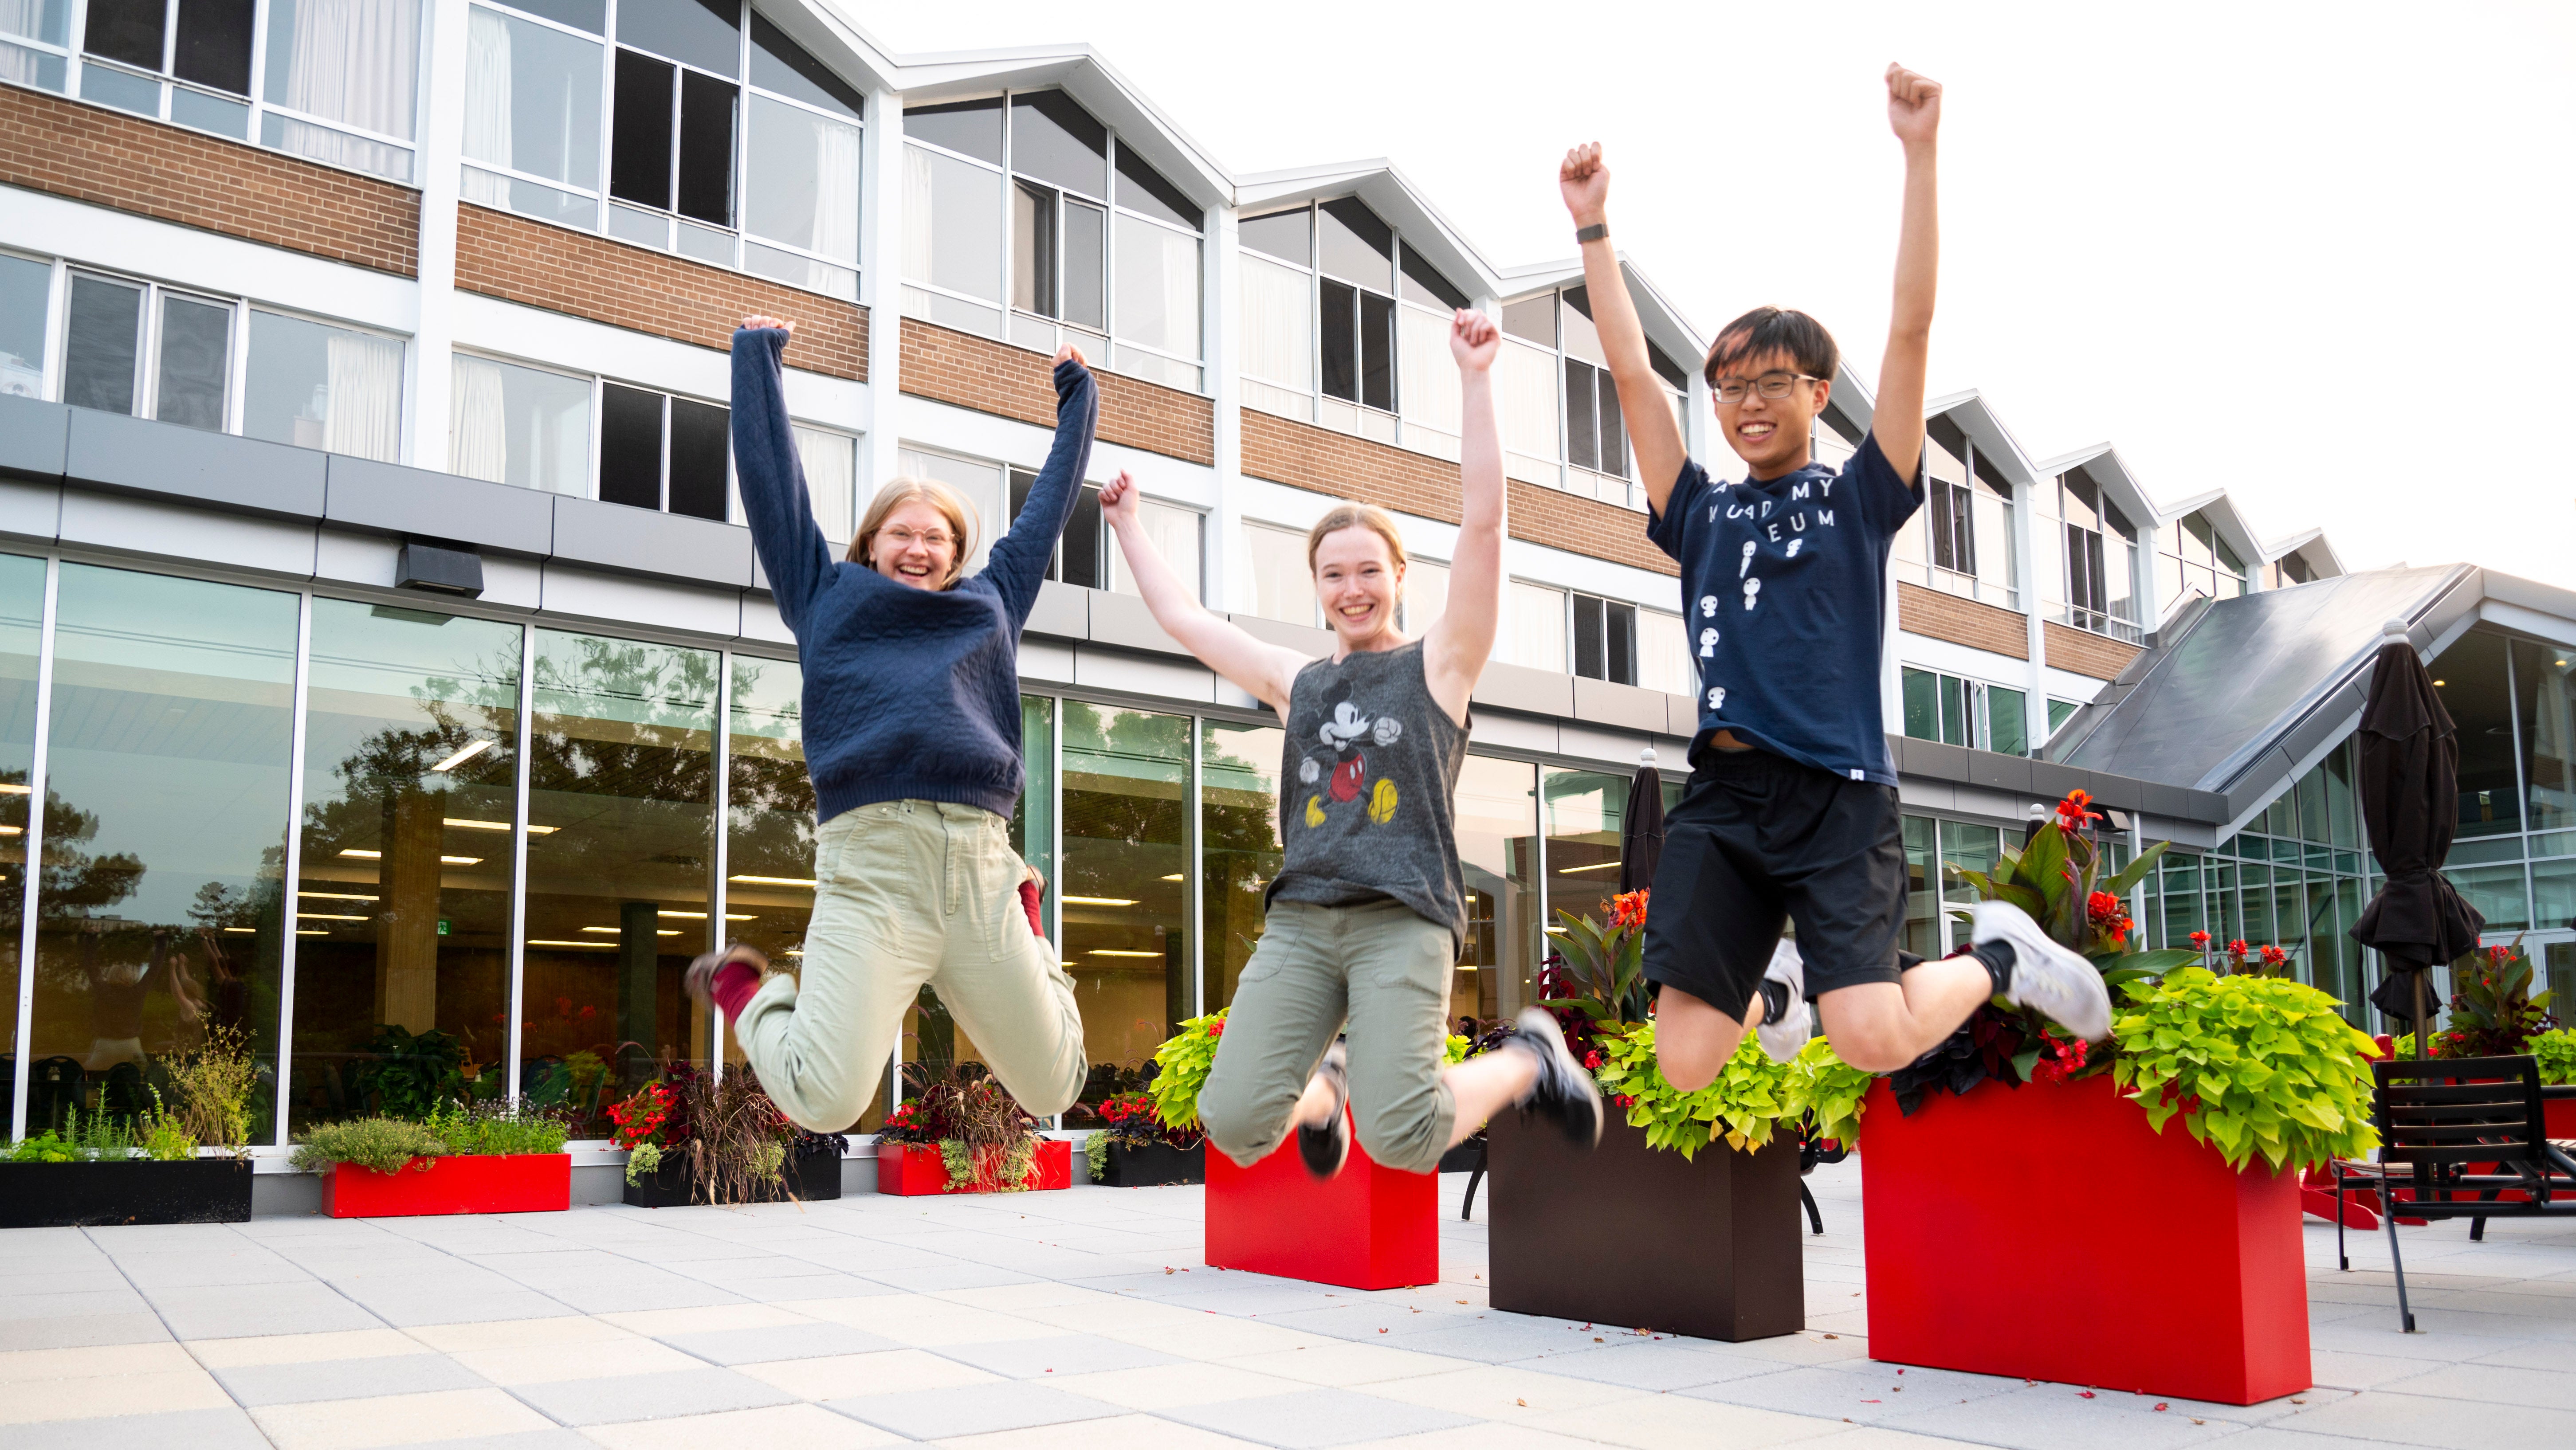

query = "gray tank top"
[{"left": 1266, "top": 639, "right": 1469, "bottom": 944}]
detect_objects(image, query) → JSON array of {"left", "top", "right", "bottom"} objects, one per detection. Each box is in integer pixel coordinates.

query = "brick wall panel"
[
  {"left": 1897, "top": 581, "right": 2031, "bottom": 660},
  {"left": 2043, "top": 620, "right": 2144, "bottom": 681},
  {"left": 453, "top": 204, "right": 867, "bottom": 381},
  {"left": 1239, "top": 408, "right": 1678, "bottom": 578},
  {"left": 0, "top": 86, "right": 416, "bottom": 274},
  {"left": 898, "top": 320, "right": 1213, "bottom": 465}
]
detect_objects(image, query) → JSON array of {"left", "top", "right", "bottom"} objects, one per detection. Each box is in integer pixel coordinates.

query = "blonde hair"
[
  {"left": 852, "top": 477, "right": 977, "bottom": 588},
  {"left": 1304, "top": 504, "right": 1408, "bottom": 576}
]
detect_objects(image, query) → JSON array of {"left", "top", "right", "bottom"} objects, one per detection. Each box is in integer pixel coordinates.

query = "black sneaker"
[
  {"left": 1297, "top": 1041, "right": 1351, "bottom": 1180},
  {"left": 1506, "top": 1008, "right": 1604, "bottom": 1148}
]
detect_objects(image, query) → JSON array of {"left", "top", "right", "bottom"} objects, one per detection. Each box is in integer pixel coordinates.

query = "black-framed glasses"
[{"left": 1711, "top": 371, "right": 1820, "bottom": 405}]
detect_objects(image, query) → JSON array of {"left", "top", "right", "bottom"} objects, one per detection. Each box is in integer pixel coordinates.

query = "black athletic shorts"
[{"left": 1640, "top": 745, "right": 1907, "bottom": 1019}]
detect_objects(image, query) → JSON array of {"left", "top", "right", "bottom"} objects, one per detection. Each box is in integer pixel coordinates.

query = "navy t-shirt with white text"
[{"left": 1646, "top": 435, "right": 1920, "bottom": 786}]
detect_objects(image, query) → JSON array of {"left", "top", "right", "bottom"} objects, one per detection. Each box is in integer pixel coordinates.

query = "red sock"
[
  {"left": 1018, "top": 879, "right": 1045, "bottom": 937},
  {"left": 711, "top": 960, "right": 761, "bottom": 1019}
]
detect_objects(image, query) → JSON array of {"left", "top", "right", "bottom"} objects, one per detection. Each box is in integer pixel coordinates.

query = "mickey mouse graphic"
[{"left": 1296, "top": 679, "right": 1403, "bottom": 828}]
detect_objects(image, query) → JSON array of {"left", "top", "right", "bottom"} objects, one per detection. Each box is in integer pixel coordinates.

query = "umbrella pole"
[{"left": 2411, "top": 969, "right": 2428, "bottom": 1060}]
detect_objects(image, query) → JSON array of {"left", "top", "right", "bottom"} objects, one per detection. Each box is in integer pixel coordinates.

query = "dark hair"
[{"left": 1704, "top": 306, "right": 1838, "bottom": 390}]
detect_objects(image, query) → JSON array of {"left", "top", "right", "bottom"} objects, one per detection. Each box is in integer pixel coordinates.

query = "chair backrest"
[{"left": 2373, "top": 1054, "right": 2549, "bottom": 1202}]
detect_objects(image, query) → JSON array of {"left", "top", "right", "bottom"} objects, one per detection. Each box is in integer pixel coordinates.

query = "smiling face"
[
  {"left": 865, "top": 499, "right": 961, "bottom": 590},
  {"left": 1711, "top": 346, "right": 1832, "bottom": 480},
  {"left": 1312, "top": 525, "right": 1405, "bottom": 650}
]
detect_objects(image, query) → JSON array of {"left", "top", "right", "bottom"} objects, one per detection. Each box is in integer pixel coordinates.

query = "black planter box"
[
  {"left": 1485, "top": 1110, "right": 1803, "bottom": 1341},
  {"left": 621, "top": 1147, "right": 843, "bottom": 1208},
  {"left": 0, "top": 1158, "right": 254, "bottom": 1228},
  {"left": 1091, "top": 1140, "right": 1204, "bottom": 1186}
]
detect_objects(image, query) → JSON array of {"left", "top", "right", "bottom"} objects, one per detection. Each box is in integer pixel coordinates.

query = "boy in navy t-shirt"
[{"left": 1554, "top": 65, "right": 2110, "bottom": 1088}]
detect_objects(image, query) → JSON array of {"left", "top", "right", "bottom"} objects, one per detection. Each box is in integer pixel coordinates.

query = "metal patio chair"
[{"left": 2330, "top": 1054, "right": 2576, "bottom": 1332}]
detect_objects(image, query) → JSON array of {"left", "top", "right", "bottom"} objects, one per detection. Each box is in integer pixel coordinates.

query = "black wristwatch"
[{"left": 1575, "top": 223, "right": 1609, "bottom": 244}]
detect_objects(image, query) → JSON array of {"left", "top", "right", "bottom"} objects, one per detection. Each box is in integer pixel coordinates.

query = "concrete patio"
[{"left": 3, "top": 1160, "right": 2572, "bottom": 1450}]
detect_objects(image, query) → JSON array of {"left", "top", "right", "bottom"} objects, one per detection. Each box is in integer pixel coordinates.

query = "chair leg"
[
  {"left": 2335, "top": 1166, "right": 2348, "bottom": 1271},
  {"left": 1460, "top": 1162, "right": 1484, "bottom": 1221},
  {"left": 2381, "top": 1186, "right": 2416, "bottom": 1333},
  {"left": 1802, "top": 1181, "right": 1824, "bottom": 1236}
]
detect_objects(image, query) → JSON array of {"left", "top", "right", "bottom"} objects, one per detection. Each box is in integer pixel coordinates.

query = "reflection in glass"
[
  {"left": 904, "top": 144, "right": 1002, "bottom": 303},
  {"left": 1902, "top": 815, "right": 1941, "bottom": 958},
  {"left": 1456, "top": 755, "right": 1537, "bottom": 1018},
  {"left": 460, "top": 6, "right": 601, "bottom": 194},
  {"left": 28, "top": 565, "right": 295, "bottom": 1140},
  {"left": 1059, "top": 704, "right": 1186, "bottom": 1113},
  {"left": 2431, "top": 631, "right": 2519, "bottom": 839},
  {"left": 1938, "top": 821, "right": 2002, "bottom": 955},
  {"left": 2451, "top": 862, "right": 2530, "bottom": 933},
  {"left": 451, "top": 355, "right": 592, "bottom": 497},
  {"left": 63, "top": 274, "right": 142, "bottom": 415},
  {"left": 1538, "top": 768, "right": 1630, "bottom": 1027},
  {"left": 524, "top": 630, "right": 718, "bottom": 1135},
  {"left": 0, "top": 555, "right": 43, "bottom": 1126},
  {"left": 288, "top": 600, "right": 521, "bottom": 1131},
  {"left": 152, "top": 294, "right": 230, "bottom": 431},
  {"left": 1201, "top": 721, "right": 1280, "bottom": 1015},
  {"left": 243, "top": 311, "right": 404, "bottom": 462},
  {"left": 2514, "top": 639, "right": 2576, "bottom": 832}
]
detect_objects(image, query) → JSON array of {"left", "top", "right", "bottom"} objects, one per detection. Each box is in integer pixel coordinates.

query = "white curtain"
[
  {"left": 1115, "top": 213, "right": 1199, "bottom": 358},
  {"left": 460, "top": 4, "right": 510, "bottom": 200},
  {"left": 1509, "top": 582, "right": 1567, "bottom": 672},
  {"left": 1637, "top": 609, "right": 1693, "bottom": 696},
  {"left": 1240, "top": 522, "right": 1313, "bottom": 625},
  {"left": 1239, "top": 255, "right": 1311, "bottom": 391},
  {"left": 1397, "top": 302, "right": 1459, "bottom": 435},
  {"left": 450, "top": 356, "right": 507, "bottom": 485},
  {"left": 1402, "top": 558, "right": 1449, "bottom": 635},
  {"left": 808, "top": 112, "right": 861, "bottom": 264},
  {"left": 1111, "top": 499, "right": 1201, "bottom": 602},
  {"left": 793, "top": 426, "right": 856, "bottom": 542},
  {"left": 902, "top": 145, "right": 937, "bottom": 286},
  {"left": 268, "top": 0, "right": 420, "bottom": 176},
  {"left": 324, "top": 332, "right": 404, "bottom": 462},
  {"left": 0, "top": 0, "right": 51, "bottom": 41},
  {"left": 1498, "top": 340, "right": 1558, "bottom": 462}
]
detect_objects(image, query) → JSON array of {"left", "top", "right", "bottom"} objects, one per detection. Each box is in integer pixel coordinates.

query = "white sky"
[{"left": 846, "top": 0, "right": 2576, "bottom": 590}]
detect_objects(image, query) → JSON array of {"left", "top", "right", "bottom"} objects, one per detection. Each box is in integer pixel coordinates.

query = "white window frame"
[{"left": 1237, "top": 198, "right": 1467, "bottom": 455}]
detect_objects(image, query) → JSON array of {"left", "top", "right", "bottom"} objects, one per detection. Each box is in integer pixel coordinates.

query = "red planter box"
[
  {"left": 876, "top": 1139, "right": 1071, "bottom": 1196},
  {"left": 321, "top": 1154, "right": 570, "bottom": 1218},
  {"left": 1204, "top": 1109, "right": 1437, "bottom": 1290},
  {"left": 1860, "top": 1074, "right": 2309, "bottom": 1405}
]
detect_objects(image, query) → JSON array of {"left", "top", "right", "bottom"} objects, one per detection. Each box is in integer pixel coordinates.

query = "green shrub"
[
  {"left": 2110, "top": 968, "right": 2381, "bottom": 1173},
  {"left": 291, "top": 1118, "right": 448, "bottom": 1176},
  {"left": 1786, "top": 1037, "right": 1874, "bottom": 1147},
  {"left": 160, "top": 1023, "right": 257, "bottom": 1155},
  {"left": 623, "top": 1140, "right": 664, "bottom": 1187},
  {"left": 425, "top": 1100, "right": 569, "bottom": 1157},
  {"left": 1149, "top": 1009, "right": 1226, "bottom": 1132},
  {"left": 8, "top": 1130, "right": 79, "bottom": 1162},
  {"left": 2532, "top": 1029, "right": 2576, "bottom": 1086},
  {"left": 1591, "top": 1025, "right": 1798, "bottom": 1159}
]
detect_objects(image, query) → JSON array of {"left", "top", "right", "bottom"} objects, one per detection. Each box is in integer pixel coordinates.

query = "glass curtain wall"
[
  {"left": 523, "top": 629, "right": 719, "bottom": 1136},
  {"left": 27, "top": 565, "right": 297, "bottom": 1140},
  {"left": 1056, "top": 703, "right": 1187, "bottom": 1115},
  {"left": 1201, "top": 721, "right": 1281, "bottom": 1015},
  {"left": 0, "top": 556, "right": 43, "bottom": 1128},
  {"left": 287, "top": 600, "right": 522, "bottom": 1131},
  {"left": 1456, "top": 756, "right": 1539, "bottom": 1021}
]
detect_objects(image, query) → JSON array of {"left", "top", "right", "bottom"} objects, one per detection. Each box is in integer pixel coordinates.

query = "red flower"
[
  {"left": 1604, "top": 889, "right": 1650, "bottom": 932},
  {"left": 2227, "top": 940, "right": 2249, "bottom": 956},
  {"left": 2030, "top": 1028, "right": 2089, "bottom": 1085},
  {"left": 2054, "top": 789, "right": 2105, "bottom": 832},
  {"left": 1582, "top": 1050, "right": 1603, "bottom": 1071},
  {"left": 2188, "top": 931, "right": 2211, "bottom": 948},
  {"left": 2258, "top": 945, "right": 2287, "bottom": 967},
  {"left": 1208, "top": 1020, "right": 1225, "bottom": 1039}
]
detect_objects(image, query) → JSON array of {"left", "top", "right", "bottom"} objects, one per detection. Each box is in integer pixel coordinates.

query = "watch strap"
[{"left": 1575, "top": 223, "right": 1609, "bottom": 244}]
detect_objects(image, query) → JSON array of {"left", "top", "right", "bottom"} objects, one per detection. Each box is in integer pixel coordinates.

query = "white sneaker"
[
  {"left": 1969, "top": 900, "right": 2113, "bottom": 1041},
  {"left": 1754, "top": 937, "right": 1812, "bottom": 1062}
]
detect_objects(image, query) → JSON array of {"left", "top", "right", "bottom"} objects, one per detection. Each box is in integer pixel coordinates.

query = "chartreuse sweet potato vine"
[
  {"left": 2533, "top": 1029, "right": 2576, "bottom": 1087},
  {"left": 2109, "top": 967, "right": 2381, "bottom": 1173},
  {"left": 1148, "top": 1008, "right": 1468, "bottom": 1133},
  {"left": 1590, "top": 1025, "right": 1865, "bottom": 1159}
]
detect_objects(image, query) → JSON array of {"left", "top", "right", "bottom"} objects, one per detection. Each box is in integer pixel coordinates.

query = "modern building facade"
[{"left": 3, "top": 0, "right": 2568, "bottom": 1170}]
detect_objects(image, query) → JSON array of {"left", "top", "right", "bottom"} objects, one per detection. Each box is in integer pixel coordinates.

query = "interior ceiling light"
[
  {"left": 297, "top": 913, "right": 368, "bottom": 922},
  {"left": 1557, "top": 860, "right": 1622, "bottom": 874},
  {"left": 1087, "top": 948, "right": 1161, "bottom": 957},
  {"left": 579, "top": 926, "right": 679, "bottom": 936},
  {"left": 1061, "top": 895, "right": 1139, "bottom": 907},
  {"left": 222, "top": 927, "right": 255, "bottom": 934},
  {"left": 340, "top": 849, "right": 381, "bottom": 859},
  {"left": 428, "top": 740, "right": 494, "bottom": 773},
  {"left": 439, "top": 855, "right": 481, "bottom": 866},
  {"left": 1161, "top": 874, "right": 1183, "bottom": 882},
  {"left": 0, "top": 826, "right": 19, "bottom": 836},
  {"left": 444, "top": 818, "right": 554, "bottom": 834},
  {"left": 300, "top": 891, "right": 377, "bottom": 901},
  {"left": 730, "top": 874, "right": 816, "bottom": 887},
  {"left": 526, "top": 939, "right": 617, "bottom": 948},
  {"left": 0, "top": 783, "right": 27, "bottom": 795}
]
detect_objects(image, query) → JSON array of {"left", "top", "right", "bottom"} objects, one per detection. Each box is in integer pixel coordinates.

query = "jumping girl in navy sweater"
[{"left": 687, "top": 317, "right": 1097, "bottom": 1132}]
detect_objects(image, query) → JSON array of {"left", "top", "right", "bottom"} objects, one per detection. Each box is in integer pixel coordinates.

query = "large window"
[
  {"left": 1639, "top": 609, "right": 1692, "bottom": 697},
  {"left": 1201, "top": 721, "right": 1280, "bottom": 1013},
  {"left": 599, "top": 381, "right": 728, "bottom": 520},
  {"left": 1506, "top": 581, "right": 1568, "bottom": 674},
  {"left": 0, "top": 556, "right": 43, "bottom": 1124},
  {"left": 2, "top": 256, "right": 404, "bottom": 461},
  {"left": 1005, "top": 470, "right": 1202, "bottom": 602},
  {"left": 1237, "top": 197, "right": 1467, "bottom": 454},
  {"left": 287, "top": 600, "right": 522, "bottom": 1133},
  {"left": 903, "top": 89, "right": 1202, "bottom": 390},
  {"left": 2053, "top": 465, "right": 2141, "bottom": 643},
  {"left": 455, "top": 354, "right": 766, "bottom": 522},
  {"left": 1240, "top": 521, "right": 1315, "bottom": 627},
  {"left": 25, "top": 0, "right": 420, "bottom": 180},
  {"left": 2161, "top": 509, "right": 2248, "bottom": 609},
  {"left": 1496, "top": 289, "right": 1689, "bottom": 510},
  {"left": 1570, "top": 592, "right": 1636, "bottom": 687},
  {"left": 1456, "top": 755, "right": 1539, "bottom": 1020},
  {"left": 1059, "top": 704, "right": 1189, "bottom": 1109},
  {"left": 463, "top": 0, "right": 863, "bottom": 300},
  {"left": 25, "top": 565, "right": 297, "bottom": 1142},
  {"left": 1901, "top": 666, "right": 2028, "bottom": 756},
  {"left": 1893, "top": 416, "right": 2017, "bottom": 609}
]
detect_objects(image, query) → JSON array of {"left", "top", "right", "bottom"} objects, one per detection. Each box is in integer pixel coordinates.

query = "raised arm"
[
  {"left": 1100, "top": 472, "right": 1309, "bottom": 714},
  {"left": 982, "top": 345, "right": 1099, "bottom": 625},
  {"left": 730, "top": 317, "right": 835, "bottom": 632},
  {"left": 1422, "top": 310, "right": 1503, "bottom": 724},
  {"left": 1559, "top": 145, "right": 1688, "bottom": 516},
  {"left": 1870, "top": 63, "right": 1942, "bottom": 482}
]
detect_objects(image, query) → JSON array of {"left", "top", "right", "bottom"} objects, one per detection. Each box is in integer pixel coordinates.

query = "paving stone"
[
  {"left": 1156, "top": 1387, "right": 1476, "bottom": 1450},
  {"left": 651, "top": 1321, "right": 897, "bottom": 1365},
  {"left": 933, "top": 1331, "right": 1184, "bottom": 1378},
  {"left": 824, "top": 1378, "right": 1126, "bottom": 1438},
  {"left": 506, "top": 1366, "right": 798, "bottom": 1426},
  {"left": 0, "top": 1405, "right": 273, "bottom": 1450},
  {"left": 213, "top": 1352, "right": 492, "bottom": 1406}
]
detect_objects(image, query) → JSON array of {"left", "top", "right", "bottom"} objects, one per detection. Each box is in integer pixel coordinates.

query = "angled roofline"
[
  {"left": 2264, "top": 526, "right": 2348, "bottom": 578},
  {"left": 2032, "top": 442, "right": 2158, "bottom": 538},
  {"left": 1926, "top": 389, "right": 2049, "bottom": 491},
  {"left": 1236, "top": 159, "right": 1512, "bottom": 303}
]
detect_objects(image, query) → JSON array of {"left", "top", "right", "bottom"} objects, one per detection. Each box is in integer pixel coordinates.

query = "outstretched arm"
[
  {"left": 1100, "top": 473, "right": 1309, "bottom": 714},
  {"left": 983, "top": 345, "right": 1098, "bottom": 625},
  {"left": 730, "top": 316, "right": 835, "bottom": 632},
  {"left": 1422, "top": 310, "right": 1503, "bottom": 725},
  {"left": 1559, "top": 144, "right": 1688, "bottom": 517},
  {"left": 1870, "top": 63, "right": 1942, "bottom": 483}
]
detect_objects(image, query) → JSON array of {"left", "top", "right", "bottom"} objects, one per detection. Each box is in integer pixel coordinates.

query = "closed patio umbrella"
[
  {"left": 1618, "top": 747, "right": 1666, "bottom": 897},
  {"left": 2349, "top": 620, "right": 2486, "bottom": 1056}
]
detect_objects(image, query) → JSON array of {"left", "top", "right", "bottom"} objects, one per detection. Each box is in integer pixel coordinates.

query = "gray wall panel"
[
  {"left": 1025, "top": 580, "right": 1088, "bottom": 641},
  {"left": 539, "top": 564, "right": 743, "bottom": 639},
  {"left": 551, "top": 497, "right": 754, "bottom": 588},
  {"left": 1572, "top": 676, "right": 1668, "bottom": 733},
  {"left": 0, "top": 396, "right": 69, "bottom": 480},
  {"left": 59, "top": 489, "right": 319, "bottom": 578},
  {"left": 0, "top": 478, "right": 61, "bottom": 543},
  {"left": 1088, "top": 590, "right": 1190, "bottom": 657},
  {"left": 326, "top": 455, "right": 554, "bottom": 556},
  {"left": 66, "top": 408, "right": 326, "bottom": 518},
  {"left": 1475, "top": 661, "right": 1574, "bottom": 717}
]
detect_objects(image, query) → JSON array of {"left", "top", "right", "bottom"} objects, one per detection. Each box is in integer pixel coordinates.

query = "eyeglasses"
[
  {"left": 879, "top": 525, "right": 957, "bottom": 552},
  {"left": 1711, "top": 371, "right": 1821, "bottom": 405}
]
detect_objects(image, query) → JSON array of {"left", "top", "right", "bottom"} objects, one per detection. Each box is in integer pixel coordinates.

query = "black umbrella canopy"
[
  {"left": 2349, "top": 620, "right": 2487, "bottom": 1042},
  {"left": 1618, "top": 747, "right": 1666, "bottom": 897}
]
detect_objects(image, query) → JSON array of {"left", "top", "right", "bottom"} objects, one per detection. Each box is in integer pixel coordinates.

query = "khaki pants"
[
  {"left": 733, "top": 799, "right": 1088, "bottom": 1132},
  {"left": 1197, "top": 898, "right": 1458, "bottom": 1176}
]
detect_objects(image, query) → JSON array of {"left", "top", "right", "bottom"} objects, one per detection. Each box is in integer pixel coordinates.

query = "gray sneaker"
[
  {"left": 1969, "top": 901, "right": 2113, "bottom": 1041},
  {"left": 1296, "top": 1042, "right": 1351, "bottom": 1180},
  {"left": 1505, "top": 1008, "right": 1603, "bottom": 1149},
  {"left": 1754, "top": 938, "right": 1813, "bottom": 1062}
]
